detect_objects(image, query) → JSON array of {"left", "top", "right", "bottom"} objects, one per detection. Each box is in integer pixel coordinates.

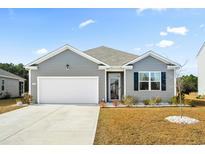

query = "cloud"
[
  {"left": 79, "top": 19, "right": 95, "bottom": 28},
  {"left": 167, "top": 26, "right": 188, "bottom": 35},
  {"left": 200, "top": 24, "right": 205, "bottom": 28},
  {"left": 156, "top": 40, "right": 174, "bottom": 48},
  {"left": 136, "top": 8, "right": 166, "bottom": 15},
  {"left": 160, "top": 31, "right": 168, "bottom": 36},
  {"left": 36, "top": 48, "right": 48, "bottom": 55}
]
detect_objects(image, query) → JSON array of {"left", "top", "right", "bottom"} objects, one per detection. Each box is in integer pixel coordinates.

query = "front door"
[{"left": 108, "top": 73, "right": 121, "bottom": 102}]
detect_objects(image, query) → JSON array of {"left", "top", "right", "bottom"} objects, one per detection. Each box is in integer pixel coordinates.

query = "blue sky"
[{"left": 0, "top": 8, "right": 204, "bottom": 75}]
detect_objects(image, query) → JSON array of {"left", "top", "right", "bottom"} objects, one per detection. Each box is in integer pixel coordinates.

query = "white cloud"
[
  {"left": 156, "top": 40, "right": 174, "bottom": 48},
  {"left": 200, "top": 24, "right": 205, "bottom": 28},
  {"left": 167, "top": 26, "right": 188, "bottom": 35},
  {"left": 136, "top": 8, "right": 166, "bottom": 15},
  {"left": 36, "top": 48, "right": 48, "bottom": 55},
  {"left": 160, "top": 31, "right": 168, "bottom": 36},
  {"left": 79, "top": 19, "right": 95, "bottom": 28}
]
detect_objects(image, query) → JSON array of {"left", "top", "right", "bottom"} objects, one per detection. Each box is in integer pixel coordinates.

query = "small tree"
[{"left": 176, "top": 61, "right": 188, "bottom": 118}]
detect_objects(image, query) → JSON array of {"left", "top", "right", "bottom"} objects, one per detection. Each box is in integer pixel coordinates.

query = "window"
[
  {"left": 139, "top": 72, "right": 161, "bottom": 91},
  {"left": 151, "top": 72, "right": 160, "bottom": 90},
  {"left": 1, "top": 80, "right": 4, "bottom": 91},
  {"left": 139, "top": 72, "right": 149, "bottom": 90}
]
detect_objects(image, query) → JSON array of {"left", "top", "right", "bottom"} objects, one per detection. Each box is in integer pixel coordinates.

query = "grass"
[
  {"left": 94, "top": 107, "right": 205, "bottom": 145},
  {"left": 0, "top": 98, "right": 26, "bottom": 114},
  {"left": 185, "top": 92, "right": 205, "bottom": 106},
  {"left": 185, "top": 92, "right": 205, "bottom": 102}
]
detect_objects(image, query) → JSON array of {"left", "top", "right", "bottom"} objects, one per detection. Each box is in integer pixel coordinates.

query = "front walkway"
[{"left": 0, "top": 104, "right": 100, "bottom": 145}]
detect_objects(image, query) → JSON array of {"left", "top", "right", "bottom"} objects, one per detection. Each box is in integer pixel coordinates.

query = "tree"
[
  {"left": 176, "top": 61, "right": 188, "bottom": 118},
  {"left": 0, "top": 63, "right": 28, "bottom": 92},
  {"left": 179, "top": 74, "right": 198, "bottom": 94}
]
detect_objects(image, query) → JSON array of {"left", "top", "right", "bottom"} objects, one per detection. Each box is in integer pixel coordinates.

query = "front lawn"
[
  {"left": 94, "top": 107, "right": 205, "bottom": 144},
  {"left": 185, "top": 93, "right": 205, "bottom": 106},
  {"left": 0, "top": 98, "right": 26, "bottom": 114}
]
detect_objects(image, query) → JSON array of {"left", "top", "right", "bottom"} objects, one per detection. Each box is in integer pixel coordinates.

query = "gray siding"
[
  {"left": 126, "top": 56, "right": 175, "bottom": 101},
  {"left": 30, "top": 49, "right": 105, "bottom": 103},
  {"left": 0, "top": 77, "right": 20, "bottom": 98}
]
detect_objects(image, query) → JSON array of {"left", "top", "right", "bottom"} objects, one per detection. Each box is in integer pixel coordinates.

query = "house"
[
  {"left": 0, "top": 68, "right": 26, "bottom": 98},
  {"left": 25, "top": 44, "right": 180, "bottom": 104},
  {"left": 197, "top": 42, "right": 205, "bottom": 95}
]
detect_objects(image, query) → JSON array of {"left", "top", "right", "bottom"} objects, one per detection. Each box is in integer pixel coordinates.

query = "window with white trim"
[
  {"left": 139, "top": 72, "right": 149, "bottom": 90},
  {"left": 150, "top": 72, "right": 161, "bottom": 90},
  {"left": 139, "top": 72, "right": 161, "bottom": 91}
]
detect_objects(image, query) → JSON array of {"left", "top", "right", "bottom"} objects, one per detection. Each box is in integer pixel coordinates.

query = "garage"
[{"left": 37, "top": 76, "right": 99, "bottom": 104}]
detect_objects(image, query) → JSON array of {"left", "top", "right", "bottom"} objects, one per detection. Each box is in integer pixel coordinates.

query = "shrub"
[
  {"left": 143, "top": 99, "right": 150, "bottom": 105},
  {"left": 16, "top": 98, "right": 22, "bottom": 102},
  {"left": 99, "top": 99, "right": 106, "bottom": 108},
  {"left": 143, "top": 97, "right": 162, "bottom": 105},
  {"left": 184, "top": 99, "right": 194, "bottom": 106},
  {"left": 168, "top": 96, "right": 178, "bottom": 104},
  {"left": 112, "top": 100, "right": 119, "bottom": 107},
  {"left": 21, "top": 93, "right": 32, "bottom": 104},
  {"left": 196, "top": 95, "right": 205, "bottom": 99},
  {"left": 169, "top": 94, "right": 185, "bottom": 105},
  {"left": 155, "top": 97, "right": 162, "bottom": 104},
  {"left": 2, "top": 92, "right": 11, "bottom": 99},
  {"left": 149, "top": 99, "right": 156, "bottom": 105},
  {"left": 189, "top": 101, "right": 205, "bottom": 107},
  {"left": 121, "top": 96, "right": 136, "bottom": 107}
]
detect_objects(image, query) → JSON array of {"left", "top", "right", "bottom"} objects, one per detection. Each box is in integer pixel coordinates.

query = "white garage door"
[{"left": 37, "top": 77, "right": 99, "bottom": 104}]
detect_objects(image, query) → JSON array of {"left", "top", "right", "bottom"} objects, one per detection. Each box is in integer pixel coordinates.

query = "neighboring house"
[
  {"left": 197, "top": 42, "right": 205, "bottom": 95},
  {"left": 0, "top": 68, "right": 26, "bottom": 98},
  {"left": 25, "top": 44, "right": 180, "bottom": 104}
]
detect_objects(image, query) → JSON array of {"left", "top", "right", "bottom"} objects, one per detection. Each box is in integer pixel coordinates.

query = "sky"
[{"left": 0, "top": 8, "right": 204, "bottom": 75}]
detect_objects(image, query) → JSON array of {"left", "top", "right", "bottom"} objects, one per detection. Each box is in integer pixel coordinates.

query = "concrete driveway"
[{"left": 0, "top": 104, "right": 100, "bottom": 145}]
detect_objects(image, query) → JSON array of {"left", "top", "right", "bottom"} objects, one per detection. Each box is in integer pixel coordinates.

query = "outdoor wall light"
[{"left": 66, "top": 64, "right": 70, "bottom": 70}]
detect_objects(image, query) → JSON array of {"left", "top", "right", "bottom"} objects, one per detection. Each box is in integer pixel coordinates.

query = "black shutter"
[
  {"left": 134, "top": 72, "right": 138, "bottom": 91},
  {"left": 161, "top": 72, "right": 166, "bottom": 91}
]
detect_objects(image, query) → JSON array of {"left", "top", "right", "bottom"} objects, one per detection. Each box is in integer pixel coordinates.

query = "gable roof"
[
  {"left": 197, "top": 42, "right": 205, "bottom": 57},
  {"left": 84, "top": 46, "right": 138, "bottom": 66},
  {"left": 123, "top": 50, "right": 181, "bottom": 67},
  {"left": 0, "top": 68, "right": 26, "bottom": 81},
  {"left": 26, "top": 44, "right": 180, "bottom": 69},
  {"left": 25, "top": 44, "right": 109, "bottom": 68}
]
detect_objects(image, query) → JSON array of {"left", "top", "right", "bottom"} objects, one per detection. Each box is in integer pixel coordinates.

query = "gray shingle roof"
[
  {"left": 84, "top": 46, "right": 138, "bottom": 66},
  {"left": 0, "top": 68, "right": 25, "bottom": 81}
]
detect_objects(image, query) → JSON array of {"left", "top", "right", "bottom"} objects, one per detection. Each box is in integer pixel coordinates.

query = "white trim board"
[
  {"left": 197, "top": 42, "right": 205, "bottom": 57},
  {"left": 98, "top": 65, "right": 133, "bottom": 70},
  {"left": 123, "top": 51, "right": 181, "bottom": 67},
  {"left": 26, "top": 44, "right": 109, "bottom": 67},
  {"left": 25, "top": 66, "right": 38, "bottom": 70},
  {"left": 0, "top": 75, "right": 26, "bottom": 81}
]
